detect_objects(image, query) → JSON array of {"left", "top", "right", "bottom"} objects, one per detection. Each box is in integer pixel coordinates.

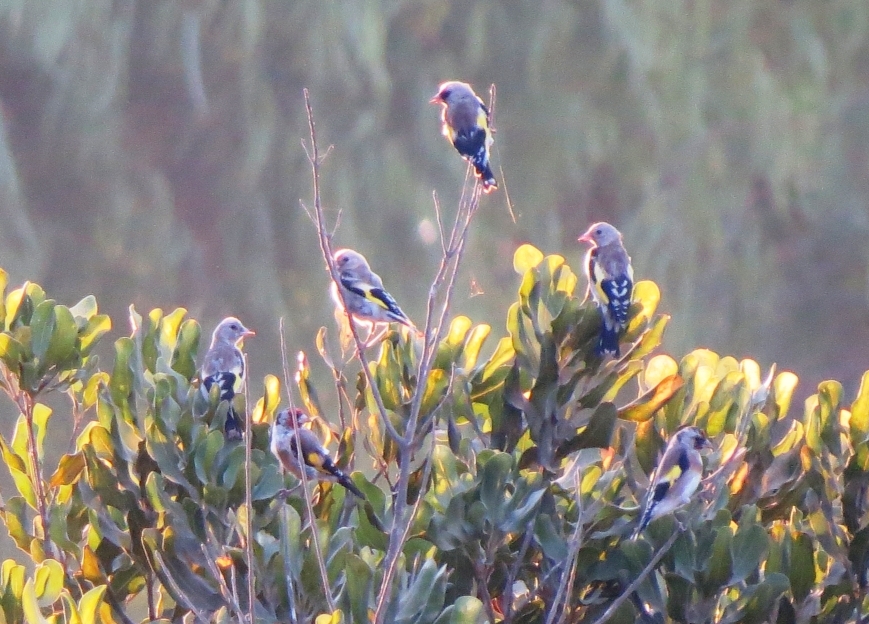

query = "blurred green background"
[{"left": 0, "top": 0, "right": 867, "bottom": 406}]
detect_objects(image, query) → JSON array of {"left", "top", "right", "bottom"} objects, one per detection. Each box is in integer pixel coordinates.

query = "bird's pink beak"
[
  {"left": 243, "top": 329, "right": 256, "bottom": 338},
  {"left": 429, "top": 94, "right": 442, "bottom": 104},
  {"left": 577, "top": 233, "right": 592, "bottom": 244}
]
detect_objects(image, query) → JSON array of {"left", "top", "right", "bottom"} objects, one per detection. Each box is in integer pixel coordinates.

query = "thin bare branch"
[
  {"left": 278, "top": 317, "right": 335, "bottom": 613},
  {"left": 590, "top": 530, "right": 680, "bottom": 624},
  {"left": 302, "top": 89, "right": 403, "bottom": 447},
  {"left": 242, "top": 354, "right": 256, "bottom": 623},
  {"left": 547, "top": 474, "right": 584, "bottom": 624}
]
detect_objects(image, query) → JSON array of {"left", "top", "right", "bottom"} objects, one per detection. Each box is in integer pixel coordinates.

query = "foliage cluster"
[{"left": 0, "top": 231, "right": 867, "bottom": 623}]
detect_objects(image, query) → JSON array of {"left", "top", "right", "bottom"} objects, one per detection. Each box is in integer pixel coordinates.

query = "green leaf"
[
  {"left": 462, "top": 324, "right": 490, "bottom": 370},
  {"left": 171, "top": 319, "right": 200, "bottom": 379},
  {"left": 788, "top": 531, "right": 814, "bottom": 602},
  {"left": 45, "top": 304, "right": 77, "bottom": 367},
  {"left": 0, "top": 435, "right": 36, "bottom": 509},
  {"left": 32, "top": 404, "right": 52, "bottom": 461},
  {"left": 343, "top": 555, "right": 373, "bottom": 624},
  {"left": 480, "top": 452, "right": 513, "bottom": 523},
  {"left": 79, "top": 314, "right": 112, "bottom": 357},
  {"left": 513, "top": 244, "right": 544, "bottom": 275},
  {"left": 0, "top": 332, "right": 26, "bottom": 371},
  {"left": 731, "top": 524, "right": 768, "bottom": 583},
  {"left": 420, "top": 369, "right": 449, "bottom": 417},
  {"left": 817, "top": 380, "right": 843, "bottom": 455},
  {"left": 110, "top": 338, "right": 135, "bottom": 405},
  {"left": 705, "top": 527, "right": 733, "bottom": 592},
  {"left": 773, "top": 372, "right": 799, "bottom": 420},
  {"left": 619, "top": 375, "right": 684, "bottom": 422},
  {"left": 77, "top": 585, "right": 106, "bottom": 624},
  {"left": 29, "top": 300, "right": 55, "bottom": 365},
  {"left": 851, "top": 371, "right": 869, "bottom": 447},
  {"left": 69, "top": 295, "right": 98, "bottom": 320},
  {"left": 21, "top": 579, "right": 49, "bottom": 624},
  {"left": 49, "top": 452, "right": 86, "bottom": 487},
  {"left": 33, "top": 560, "right": 63, "bottom": 607},
  {"left": 434, "top": 596, "right": 485, "bottom": 624}
]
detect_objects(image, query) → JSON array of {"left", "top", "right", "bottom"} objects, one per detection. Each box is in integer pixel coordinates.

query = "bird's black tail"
[
  {"left": 335, "top": 472, "right": 365, "bottom": 499},
  {"left": 322, "top": 459, "right": 365, "bottom": 499},
  {"left": 473, "top": 156, "right": 497, "bottom": 193},
  {"left": 595, "top": 326, "right": 621, "bottom": 357},
  {"left": 224, "top": 407, "right": 244, "bottom": 440}
]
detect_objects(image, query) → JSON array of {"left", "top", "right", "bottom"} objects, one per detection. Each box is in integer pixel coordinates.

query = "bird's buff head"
[
  {"left": 275, "top": 408, "right": 309, "bottom": 430},
  {"left": 211, "top": 317, "right": 255, "bottom": 346},
  {"left": 430, "top": 80, "right": 477, "bottom": 106},
  {"left": 334, "top": 248, "right": 370, "bottom": 275},
  {"left": 578, "top": 222, "right": 623, "bottom": 247},
  {"left": 674, "top": 426, "right": 713, "bottom": 451}
]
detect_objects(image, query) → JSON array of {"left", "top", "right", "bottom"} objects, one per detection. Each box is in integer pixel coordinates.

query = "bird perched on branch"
[
  {"left": 633, "top": 426, "right": 713, "bottom": 538},
  {"left": 578, "top": 222, "right": 634, "bottom": 357},
  {"left": 200, "top": 317, "right": 255, "bottom": 440},
  {"left": 270, "top": 408, "right": 365, "bottom": 499},
  {"left": 331, "top": 248, "right": 419, "bottom": 339},
  {"left": 431, "top": 80, "right": 497, "bottom": 193}
]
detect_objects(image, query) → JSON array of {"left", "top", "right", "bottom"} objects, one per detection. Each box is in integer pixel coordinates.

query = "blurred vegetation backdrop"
[{"left": 0, "top": 0, "right": 868, "bottom": 402}]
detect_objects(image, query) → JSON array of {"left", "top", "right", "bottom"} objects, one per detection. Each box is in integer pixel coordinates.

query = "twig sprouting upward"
[
  {"left": 301, "top": 89, "right": 403, "bottom": 448},
  {"left": 242, "top": 354, "right": 255, "bottom": 623},
  {"left": 278, "top": 318, "right": 335, "bottom": 613},
  {"left": 546, "top": 474, "right": 584, "bottom": 624},
  {"left": 590, "top": 530, "right": 680, "bottom": 624},
  {"left": 301, "top": 87, "right": 490, "bottom": 624}
]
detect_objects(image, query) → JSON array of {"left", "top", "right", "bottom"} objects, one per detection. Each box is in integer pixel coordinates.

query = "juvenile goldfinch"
[
  {"left": 633, "top": 426, "right": 713, "bottom": 538},
  {"left": 578, "top": 222, "right": 634, "bottom": 357},
  {"left": 431, "top": 80, "right": 497, "bottom": 193},
  {"left": 200, "top": 317, "right": 255, "bottom": 440},
  {"left": 271, "top": 408, "right": 365, "bottom": 499},
  {"left": 331, "top": 248, "right": 419, "bottom": 334}
]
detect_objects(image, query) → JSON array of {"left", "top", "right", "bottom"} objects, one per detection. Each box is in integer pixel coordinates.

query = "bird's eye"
[
  {"left": 595, "top": 228, "right": 602, "bottom": 235},
  {"left": 230, "top": 323, "right": 240, "bottom": 331},
  {"left": 441, "top": 89, "right": 451, "bottom": 99}
]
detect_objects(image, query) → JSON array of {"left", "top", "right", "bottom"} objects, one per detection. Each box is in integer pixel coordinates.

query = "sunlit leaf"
[
  {"left": 619, "top": 375, "right": 684, "bottom": 422},
  {"left": 643, "top": 355, "right": 679, "bottom": 392},
  {"left": 48, "top": 452, "right": 86, "bottom": 487},
  {"left": 33, "top": 560, "right": 63, "bottom": 607},
  {"left": 252, "top": 374, "right": 281, "bottom": 423},
  {"left": 513, "top": 244, "right": 544, "bottom": 275},
  {"left": 851, "top": 371, "right": 869, "bottom": 447}
]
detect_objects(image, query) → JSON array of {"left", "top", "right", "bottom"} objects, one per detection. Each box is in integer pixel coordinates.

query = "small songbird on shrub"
[
  {"left": 200, "top": 317, "right": 255, "bottom": 440},
  {"left": 633, "top": 426, "right": 713, "bottom": 538},
  {"left": 331, "top": 248, "right": 419, "bottom": 337},
  {"left": 431, "top": 80, "right": 497, "bottom": 193},
  {"left": 578, "top": 221, "right": 634, "bottom": 357},
  {"left": 270, "top": 408, "right": 365, "bottom": 499}
]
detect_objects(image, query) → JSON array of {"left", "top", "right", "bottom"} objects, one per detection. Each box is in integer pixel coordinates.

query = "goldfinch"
[
  {"left": 431, "top": 80, "right": 497, "bottom": 193},
  {"left": 331, "top": 248, "right": 418, "bottom": 333},
  {"left": 633, "top": 426, "right": 712, "bottom": 538},
  {"left": 200, "top": 317, "right": 255, "bottom": 440},
  {"left": 270, "top": 408, "right": 365, "bottom": 499},
  {"left": 578, "top": 222, "right": 634, "bottom": 357}
]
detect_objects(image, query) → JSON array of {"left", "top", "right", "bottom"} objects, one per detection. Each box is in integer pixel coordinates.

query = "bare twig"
[
  {"left": 301, "top": 90, "right": 403, "bottom": 448},
  {"left": 279, "top": 504, "right": 299, "bottom": 623},
  {"left": 278, "top": 318, "right": 335, "bottom": 613},
  {"left": 475, "top": 560, "right": 500, "bottom": 624},
  {"left": 547, "top": 474, "right": 584, "bottom": 624},
  {"left": 242, "top": 354, "right": 255, "bottom": 623},
  {"left": 590, "top": 530, "right": 680, "bottom": 624}
]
